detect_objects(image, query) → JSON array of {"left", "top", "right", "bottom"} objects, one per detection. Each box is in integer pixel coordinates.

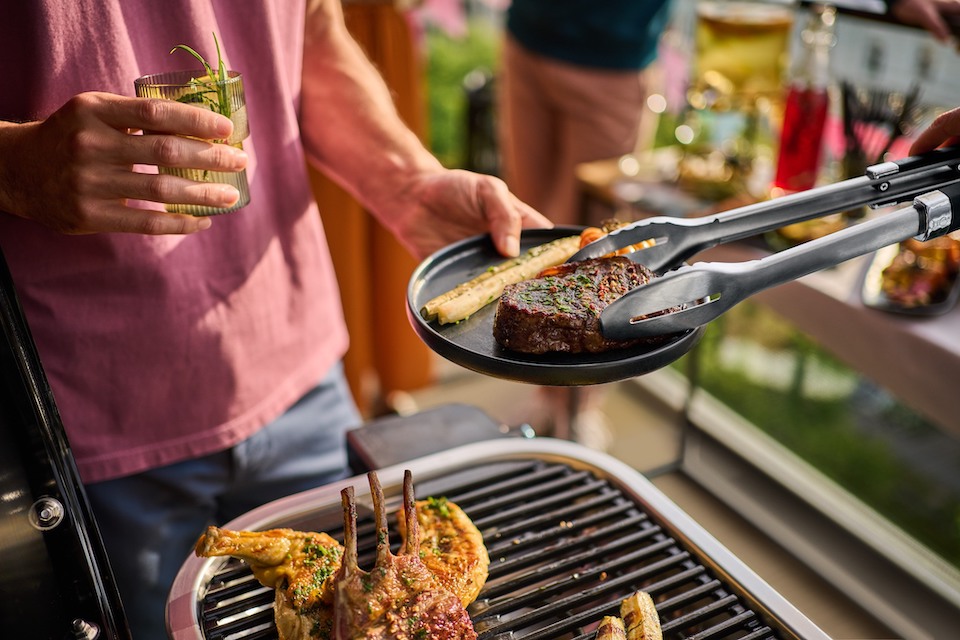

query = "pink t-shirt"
[{"left": 0, "top": 1, "right": 350, "bottom": 483}]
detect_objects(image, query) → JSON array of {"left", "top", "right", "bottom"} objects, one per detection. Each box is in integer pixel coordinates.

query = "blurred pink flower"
[
  {"left": 416, "top": 0, "right": 468, "bottom": 38},
  {"left": 413, "top": 0, "right": 510, "bottom": 38}
]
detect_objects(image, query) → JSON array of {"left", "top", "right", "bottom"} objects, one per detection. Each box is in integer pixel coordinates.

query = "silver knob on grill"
[
  {"left": 71, "top": 618, "right": 101, "bottom": 640},
  {"left": 28, "top": 496, "right": 65, "bottom": 531}
]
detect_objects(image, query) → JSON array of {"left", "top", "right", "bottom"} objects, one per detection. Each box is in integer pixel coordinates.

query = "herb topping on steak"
[{"left": 492, "top": 256, "right": 675, "bottom": 354}]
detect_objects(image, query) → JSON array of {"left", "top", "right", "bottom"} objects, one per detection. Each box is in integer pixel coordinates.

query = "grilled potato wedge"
[
  {"left": 621, "top": 591, "right": 662, "bottom": 640},
  {"left": 596, "top": 615, "right": 627, "bottom": 639}
]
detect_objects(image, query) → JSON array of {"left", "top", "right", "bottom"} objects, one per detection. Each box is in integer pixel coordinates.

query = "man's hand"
[
  {"left": 910, "top": 105, "right": 960, "bottom": 154},
  {"left": 889, "top": 0, "right": 960, "bottom": 43},
  {"left": 387, "top": 169, "right": 553, "bottom": 260},
  {"left": 0, "top": 91, "right": 248, "bottom": 234}
]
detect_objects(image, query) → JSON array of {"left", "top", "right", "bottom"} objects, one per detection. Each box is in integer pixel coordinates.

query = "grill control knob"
[
  {"left": 28, "top": 496, "right": 65, "bottom": 531},
  {"left": 72, "top": 618, "right": 101, "bottom": 640}
]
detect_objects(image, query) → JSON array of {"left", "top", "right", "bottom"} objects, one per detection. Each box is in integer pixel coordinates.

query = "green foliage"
[
  {"left": 674, "top": 303, "right": 960, "bottom": 568},
  {"left": 424, "top": 20, "right": 501, "bottom": 168}
]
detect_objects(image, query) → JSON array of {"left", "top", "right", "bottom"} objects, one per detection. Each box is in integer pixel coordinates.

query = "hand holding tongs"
[{"left": 564, "top": 147, "right": 960, "bottom": 339}]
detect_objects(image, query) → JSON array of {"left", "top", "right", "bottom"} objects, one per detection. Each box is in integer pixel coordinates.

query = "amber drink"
[{"left": 692, "top": 1, "right": 794, "bottom": 111}]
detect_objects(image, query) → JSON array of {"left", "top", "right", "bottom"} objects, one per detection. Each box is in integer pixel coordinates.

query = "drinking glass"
[
  {"left": 134, "top": 69, "right": 250, "bottom": 216},
  {"left": 691, "top": 0, "right": 795, "bottom": 112},
  {"left": 680, "top": 0, "right": 795, "bottom": 200}
]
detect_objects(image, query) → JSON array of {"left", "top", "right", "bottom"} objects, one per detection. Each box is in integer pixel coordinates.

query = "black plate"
[{"left": 406, "top": 227, "right": 705, "bottom": 386}]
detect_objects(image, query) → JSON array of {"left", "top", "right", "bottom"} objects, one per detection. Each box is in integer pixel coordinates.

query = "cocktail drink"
[
  {"left": 134, "top": 67, "right": 250, "bottom": 216},
  {"left": 691, "top": 1, "right": 794, "bottom": 111}
]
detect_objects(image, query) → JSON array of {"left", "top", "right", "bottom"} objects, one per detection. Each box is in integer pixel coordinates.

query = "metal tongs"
[{"left": 567, "top": 147, "right": 960, "bottom": 339}]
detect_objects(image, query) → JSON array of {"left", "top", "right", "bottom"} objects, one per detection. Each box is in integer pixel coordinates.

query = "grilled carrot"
[{"left": 580, "top": 226, "right": 606, "bottom": 248}]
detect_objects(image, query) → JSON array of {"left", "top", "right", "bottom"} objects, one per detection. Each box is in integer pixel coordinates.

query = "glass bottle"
[{"left": 772, "top": 3, "right": 836, "bottom": 193}]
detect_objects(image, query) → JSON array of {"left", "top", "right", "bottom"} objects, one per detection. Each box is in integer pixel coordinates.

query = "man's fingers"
[
  {"left": 66, "top": 93, "right": 246, "bottom": 171},
  {"left": 95, "top": 93, "right": 234, "bottom": 140},
  {"left": 123, "top": 171, "right": 241, "bottom": 208},
  {"left": 71, "top": 201, "right": 213, "bottom": 235},
  {"left": 909, "top": 107, "right": 960, "bottom": 155},
  {"left": 472, "top": 177, "right": 551, "bottom": 258},
  {"left": 126, "top": 132, "right": 248, "bottom": 172},
  {"left": 513, "top": 196, "right": 552, "bottom": 229},
  {"left": 80, "top": 166, "right": 240, "bottom": 211}
]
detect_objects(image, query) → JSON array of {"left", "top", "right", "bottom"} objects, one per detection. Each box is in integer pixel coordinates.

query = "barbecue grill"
[
  {"left": 0, "top": 241, "right": 857, "bottom": 640},
  {"left": 0, "top": 228, "right": 832, "bottom": 640},
  {"left": 167, "top": 433, "right": 831, "bottom": 640}
]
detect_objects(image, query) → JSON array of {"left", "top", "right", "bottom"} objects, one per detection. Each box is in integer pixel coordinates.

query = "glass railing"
[{"left": 672, "top": 300, "right": 960, "bottom": 571}]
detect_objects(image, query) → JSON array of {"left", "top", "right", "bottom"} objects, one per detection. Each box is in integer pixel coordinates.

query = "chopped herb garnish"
[{"left": 426, "top": 496, "right": 451, "bottom": 518}]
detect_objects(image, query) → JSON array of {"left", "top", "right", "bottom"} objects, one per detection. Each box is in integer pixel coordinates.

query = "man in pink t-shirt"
[{"left": 0, "top": 1, "right": 550, "bottom": 638}]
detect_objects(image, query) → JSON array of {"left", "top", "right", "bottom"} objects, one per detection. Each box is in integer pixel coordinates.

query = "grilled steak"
[
  {"left": 333, "top": 471, "right": 477, "bottom": 640},
  {"left": 493, "top": 256, "right": 672, "bottom": 354}
]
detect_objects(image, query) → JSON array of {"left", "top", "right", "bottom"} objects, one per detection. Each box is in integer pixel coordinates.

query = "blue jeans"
[{"left": 85, "top": 363, "right": 361, "bottom": 640}]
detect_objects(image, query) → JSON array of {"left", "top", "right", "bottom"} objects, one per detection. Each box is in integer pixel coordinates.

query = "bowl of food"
[{"left": 861, "top": 232, "right": 960, "bottom": 315}]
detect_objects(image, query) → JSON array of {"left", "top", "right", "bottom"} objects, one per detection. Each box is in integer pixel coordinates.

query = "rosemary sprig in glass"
[{"left": 169, "top": 33, "right": 231, "bottom": 119}]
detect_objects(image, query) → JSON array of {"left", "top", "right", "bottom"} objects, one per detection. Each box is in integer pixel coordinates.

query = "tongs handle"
[
  {"left": 867, "top": 145, "right": 960, "bottom": 180},
  {"left": 600, "top": 182, "right": 960, "bottom": 339},
  {"left": 570, "top": 146, "right": 960, "bottom": 272}
]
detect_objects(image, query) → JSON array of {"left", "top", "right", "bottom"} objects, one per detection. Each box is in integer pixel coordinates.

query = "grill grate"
[{"left": 196, "top": 459, "right": 784, "bottom": 640}]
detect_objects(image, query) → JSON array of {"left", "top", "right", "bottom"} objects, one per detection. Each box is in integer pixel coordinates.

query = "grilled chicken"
[
  {"left": 194, "top": 503, "right": 488, "bottom": 607},
  {"left": 333, "top": 470, "right": 477, "bottom": 639},
  {"left": 195, "top": 472, "right": 488, "bottom": 640},
  {"left": 195, "top": 527, "right": 343, "bottom": 639},
  {"left": 397, "top": 495, "right": 489, "bottom": 606}
]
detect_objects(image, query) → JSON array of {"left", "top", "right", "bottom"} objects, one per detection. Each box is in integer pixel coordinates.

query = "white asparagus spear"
[
  {"left": 423, "top": 235, "right": 581, "bottom": 325},
  {"left": 421, "top": 252, "right": 529, "bottom": 321}
]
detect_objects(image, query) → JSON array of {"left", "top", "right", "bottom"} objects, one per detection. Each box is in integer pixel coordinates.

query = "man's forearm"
[
  {"left": 300, "top": 0, "right": 443, "bottom": 220},
  {"left": 0, "top": 121, "right": 34, "bottom": 217}
]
